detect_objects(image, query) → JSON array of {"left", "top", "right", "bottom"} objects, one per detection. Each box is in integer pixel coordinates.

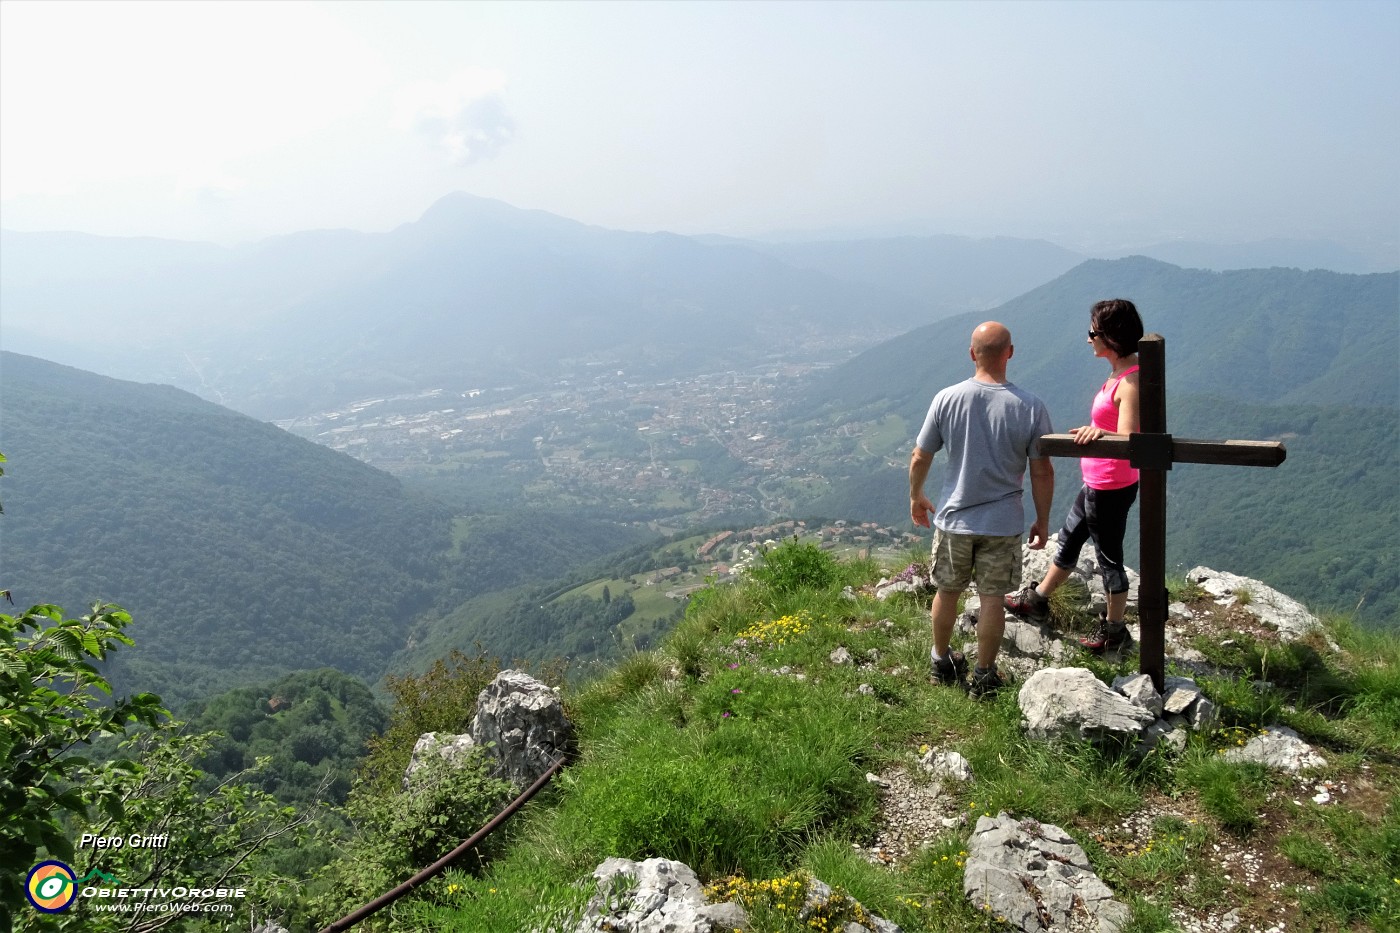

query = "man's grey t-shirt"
[{"left": 915, "top": 378, "right": 1053, "bottom": 536}]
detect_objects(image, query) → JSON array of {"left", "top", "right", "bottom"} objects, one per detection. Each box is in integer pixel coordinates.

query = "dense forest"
[
  {"left": 1163, "top": 398, "right": 1397, "bottom": 623},
  {"left": 0, "top": 353, "right": 452, "bottom": 702},
  {"left": 185, "top": 668, "right": 388, "bottom": 807}
]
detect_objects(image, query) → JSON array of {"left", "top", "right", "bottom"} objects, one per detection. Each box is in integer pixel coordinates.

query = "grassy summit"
[{"left": 326, "top": 540, "right": 1398, "bottom": 932}]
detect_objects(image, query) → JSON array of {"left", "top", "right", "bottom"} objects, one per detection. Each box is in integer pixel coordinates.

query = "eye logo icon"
[{"left": 26, "top": 861, "right": 78, "bottom": 913}]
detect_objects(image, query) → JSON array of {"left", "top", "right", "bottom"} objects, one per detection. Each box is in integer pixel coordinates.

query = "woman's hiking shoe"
[
  {"left": 931, "top": 649, "right": 968, "bottom": 686},
  {"left": 1079, "top": 616, "right": 1131, "bottom": 652},
  {"left": 968, "top": 666, "right": 1005, "bottom": 699},
  {"left": 1004, "top": 586, "right": 1050, "bottom": 624}
]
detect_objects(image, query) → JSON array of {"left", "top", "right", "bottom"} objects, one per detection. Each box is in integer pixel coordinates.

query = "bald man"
[{"left": 909, "top": 322, "right": 1055, "bottom": 699}]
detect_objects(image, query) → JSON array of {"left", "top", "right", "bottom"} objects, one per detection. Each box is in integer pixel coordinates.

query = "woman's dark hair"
[{"left": 1090, "top": 298, "right": 1144, "bottom": 356}]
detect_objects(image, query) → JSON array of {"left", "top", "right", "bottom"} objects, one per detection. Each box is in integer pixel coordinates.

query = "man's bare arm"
[
  {"left": 1028, "top": 457, "right": 1055, "bottom": 550},
  {"left": 909, "top": 446, "right": 936, "bottom": 528}
]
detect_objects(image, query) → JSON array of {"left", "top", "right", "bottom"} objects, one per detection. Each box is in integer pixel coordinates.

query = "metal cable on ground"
[{"left": 318, "top": 754, "right": 568, "bottom": 933}]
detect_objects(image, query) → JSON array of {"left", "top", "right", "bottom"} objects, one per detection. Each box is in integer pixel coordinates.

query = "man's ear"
[{"left": 1008, "top": 344, "right": 1015, "bottom": 360}]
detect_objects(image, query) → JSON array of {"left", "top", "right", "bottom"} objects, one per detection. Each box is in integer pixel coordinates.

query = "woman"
[{"left": 1005, "top": 298, "right": 1144, "bottom": 651}]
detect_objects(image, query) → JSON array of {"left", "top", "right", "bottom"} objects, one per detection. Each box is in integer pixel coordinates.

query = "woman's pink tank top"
[{"left": 1082, "top": 365, "right": 1139, "bottom": 490}]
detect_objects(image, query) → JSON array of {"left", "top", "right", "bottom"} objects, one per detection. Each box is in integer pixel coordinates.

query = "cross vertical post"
[{"left": 1135, "top": 336, "right": 1168, "bottom": 691}]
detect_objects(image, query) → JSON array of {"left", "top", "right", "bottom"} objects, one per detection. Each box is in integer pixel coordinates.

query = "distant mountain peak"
[{"left": 410, "top": 192, "right": 590, "bottom": 236}]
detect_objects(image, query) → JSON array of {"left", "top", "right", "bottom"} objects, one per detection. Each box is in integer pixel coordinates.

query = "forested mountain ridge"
[
  {"left": 799, "top": 257, "right": 1399, "bottom": 431},
  {"left": 1100, "top": 236, "right": 1391, "bottom": 274},
  {"left": 0, "top": 352, "right": 453, "bottom": 703}
]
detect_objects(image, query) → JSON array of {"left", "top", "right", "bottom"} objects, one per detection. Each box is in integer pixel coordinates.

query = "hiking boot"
[
  {"left": 931, "top": 649, "right": 968, "bottom": 687},
  {"left": 968, "top": 666, "right": 1005, "bottom": 700},
  {"left": 1079, "top": 615, "right": 1131, "bottom": 652},
  {"left": 1005, "top": 586, "right": 1050, "bottom": 624}
]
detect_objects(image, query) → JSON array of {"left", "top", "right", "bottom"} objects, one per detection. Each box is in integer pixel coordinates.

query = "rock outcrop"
[
  {"left": 472, "top": 669, "right": 575, "bottom": 789},
  {"left": 403, "top": 731, "right": 480, "bottom": 789},
  {"left": 1019, "top": 667, "right": 1158, "bottom": 743},
  {"left": 1223, "top": 725, "right": 1327, "bottom": 772},
  {"left": 867, "top": 553, "right": 1331, "bottom": 774},
  {"left": 563, "top": 858, "right": 902, "bottom": 933},
  {"left": 568, "top": 858, "right": 744, "bottom": 933},
  {"left": 964, "top": 812, "right": 1131, "bottom": 933},
  {"left": 403, "top": 669, "right": 575, "bottom": 791},
  {"left": 1186, "top": 567, "right": 1325, "bottom": 643}
]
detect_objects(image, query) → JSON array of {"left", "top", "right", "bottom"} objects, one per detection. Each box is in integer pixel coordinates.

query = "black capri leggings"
[{"left": 1052, "top": 482, "right": 1139, "bottom": 594}]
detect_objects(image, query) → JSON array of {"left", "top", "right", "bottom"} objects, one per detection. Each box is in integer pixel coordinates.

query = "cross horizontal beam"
[{"left": 1037, "top": 435, "right": 1287, "bottom": 468}]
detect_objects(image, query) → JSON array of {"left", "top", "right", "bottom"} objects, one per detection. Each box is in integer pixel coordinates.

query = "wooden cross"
[{"left": 1037, "top": 334, "right": 1286, "bottom": 692}]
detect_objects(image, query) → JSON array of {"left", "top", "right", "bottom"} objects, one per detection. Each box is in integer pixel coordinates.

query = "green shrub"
[
  {"left": 358, "top": 649, "right": 505, "bottom": 796},
  {"left": 1, "top": 602, "right": 317, "bottom": 932},
  {"left": 748, "top": 537, "right": 839, "bottom": 594},
  {"left": 311, "top": 750, "right": 515, "bottom": 928},
  {"left": 57, "top": 726, "right": 316, "bottom": 932},
  {"left": 0, "top": 603, "right": 165, "bottom": 929}
]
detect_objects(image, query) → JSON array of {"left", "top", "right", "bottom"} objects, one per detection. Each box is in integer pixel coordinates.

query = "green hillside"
[
  {"left": 801, "top": 258, "right": 1398, "bottom": 430},
  {"left": 1164, "top": 398, "right": 1398, "bottom": 624},
  {"left": 0, "top": 352, "right": 455, "bottom": 702},
  {"left": 387, "top": 531, "right": 706, "bottom": 678}
]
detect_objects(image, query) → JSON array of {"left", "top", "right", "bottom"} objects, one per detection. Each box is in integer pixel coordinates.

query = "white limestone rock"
[
  {"left": 1186, "top": 567, "right": 1323, "bottom": 642},
  {"left": 1019, "top": 668, "right": 1157, "bottom": 743},
  {"left": 402, "top": 731, "right": 478, "bottom": 789},
  {"left": 472, "top": 669, "right": 575, "bottom": 790},
  {"left": 919, "top": 749, "right": 975, "bottom": 783},
  {"left": 964, "top": 812, "right": 1130, "bottom": 933},
  {"left": 1223, "top": 725, "right": 1327, "bottom": 772}
]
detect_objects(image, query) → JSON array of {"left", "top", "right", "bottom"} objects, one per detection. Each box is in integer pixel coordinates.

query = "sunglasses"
[{"left": 1087, "top": 329, "right": 1102, "bottom": 339}]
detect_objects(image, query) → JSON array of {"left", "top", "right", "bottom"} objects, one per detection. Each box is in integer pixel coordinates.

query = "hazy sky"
[{"left": 2, "top": 0, "right": 1397, "bottom": 257}]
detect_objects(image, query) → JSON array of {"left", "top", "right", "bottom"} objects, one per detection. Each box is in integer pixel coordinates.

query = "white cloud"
[{"left": 392, "top": 68, "right": 514, "bottom": 165}]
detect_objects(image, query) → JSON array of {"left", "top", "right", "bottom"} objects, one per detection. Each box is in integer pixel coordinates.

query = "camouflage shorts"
[{"left": 930, "top": 529, "right": 1022, "bottom": 596}]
